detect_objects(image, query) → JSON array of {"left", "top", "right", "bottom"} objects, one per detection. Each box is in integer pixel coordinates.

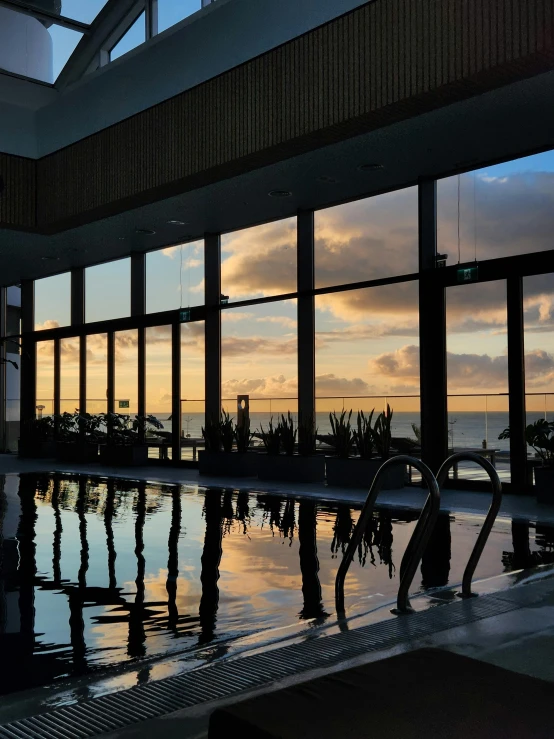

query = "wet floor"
[{"left": 1, "top": 473, "right": 553, "bottom": 697}]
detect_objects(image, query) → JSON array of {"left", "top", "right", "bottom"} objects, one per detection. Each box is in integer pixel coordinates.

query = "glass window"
[
  {"left": 158, "top": 0, "right": 202, "bottom": 33},
  {"left": 86, "top": 258, "right": 130, "bottom": 323},
  {"left": 21, "top": 1, "right": 109, "bottom": 24},
  {"left": 221, "top": 217, "right": 297, "bottom": 302},
  {"left": 181, "top": 321, "right": 205, "bottom": 459},
  {"left": 315, "top": 282, "right": 420, "bottom": 438},
  {"left": 221, "top": 302, "right": 298, "bottom": 422},
  {"left": 115, "top": 329, "right": 138, "bottom": 415},
  {"left": 60, "top": 336, "right": 80, "bottom": 414},
  {"left": 438, "top": 150, "right": 554, "bottom": 264},
  {"left": 146, "top": 325, "right": 173, "bottom": 457},
  {"left": 35, "top": 273, "right": 71, "bottom": 330},
  {"left": 36, "top": 340, "right": 55, "bottom": 418},
  {"left": 87, "top": 334, "right": 108, "bottom": 414},
  {"left": 146, "top": 241, "right": 204, "bottom": 313},
  {"left": 48, "top": 25, "right": 83, "bottom": 81},
  {"left": 314, "top": 188, "right": 418, "bottom": 289},
  {"left": 523, "top": 274, "right": 554, "bottom": 423},
  {"left": 111, "top": 13, "right": 145, "bottom": 61}
]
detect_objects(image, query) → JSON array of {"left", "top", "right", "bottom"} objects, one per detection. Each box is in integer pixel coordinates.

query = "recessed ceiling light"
[
  {"left": 357, "top": 163, "right": 384, "bottom": 172},
  {"left": 135, "top": 228, "right": 156, "bottom": 235},
  {"left": 268, "top": 190, "right": 292, "bottom": 198},
  {"left": 167, "top": 219, "right": 188, "bottom": 225},
  {"left": 317, "top": 175, "right": 339, "bottom": 184},
  {"left": 118, "top": 237, "right": 126, "bottom": 241},
  {"left": 41, "top": 255, "right": 59, "bottom": 261}
]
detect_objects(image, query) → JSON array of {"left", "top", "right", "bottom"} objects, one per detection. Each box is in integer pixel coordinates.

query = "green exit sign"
[
  {"left": 180, "top": 309, "right": 191, "bottom": 322},
  {"left": 457, "top": 266, "right": 479, "bottom": 284},
  {"left": 118, "top": 400, "right": 130, "bottom": 409}
]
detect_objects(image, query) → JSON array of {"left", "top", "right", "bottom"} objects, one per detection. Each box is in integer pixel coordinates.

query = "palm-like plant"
[
  {"left": 235, "top": 418, "right": 254, "bottom": 453},
  {"left": 329, "top": 409, "right": 353, "bottom": 459},
  {"left": 259, "top": 417, "right": 281, "bottom": 455},
  {"left": 352, "top": 409, "right": 375, "bottom": 459},
  {"left": 373, "top": 404, "right": 393, "bottom": 460},
  {"left": 279, "top": 412, "right": 297, "bottom": 456}
]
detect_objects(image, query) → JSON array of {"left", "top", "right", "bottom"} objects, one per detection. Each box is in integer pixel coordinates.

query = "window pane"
[
  {"left": 87, "top": 334, "right": 107, "bottom": 414},
  {"left": 35, "top": 273, "right": 71, "bottom": 330},
  {"left": 50, "top": 0, "right": 110, "bottom": 24},
  {"left": 111, "top": 12, "right": 145, "bottom": 61},
  {"left": 60, "top": 337, "right": 80, "bottom": 414},
  {"left": 86, "top": 259, "right": 130, "bottom": 322},
  {"left": 115, "top": 329, "right": 138, "bottom": 415},
  {"left": 314, "top": 188, "right": 418, "bottom": 289},
  {"left": 221, "top": 302, "right": 298, "bottom": 423},
  {"left": 315, "top": 282, "right": 420, "bottom": 438},
  {"left": 159, "top": 0, "right": 201, "bottom": 33},
  {"left": 221, "top": 218, "right": 297, "bottom": 302},
  {"left": 524, "top": 274, "right": 554, "bottom": 424},
  {"left": 48, "top": 25, "right": 83, "bottom": 81},
  {"left": 181, "top": 321, "right": 205, "bottom": 459},
  {"left": 438, "top": 150, "right": 554, "bottom": 264},
  {"left": 36, "top": 340, "right": 55, "bottom": 418},
  {"left": 146, "top": 326, "right": 173, "bottom": 457},
  {"left": 146, "top": 241, "right": 204, "bottom": 313}
]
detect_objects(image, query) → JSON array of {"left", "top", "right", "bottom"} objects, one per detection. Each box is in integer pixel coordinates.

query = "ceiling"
[{"left": 1, "top": 66, "right": 554, "bottom": 287}]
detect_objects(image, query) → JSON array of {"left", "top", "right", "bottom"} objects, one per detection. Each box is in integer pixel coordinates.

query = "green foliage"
[
  {"left": 75, "top": 412, "right": 102, "bottom": 440},
  {"left": 29, "top": 416, "right": 55, "bottom": 442},
  {"left": 102, "top": 413, "right": 134, "bottom": 446},
  {"left": 373, "top": 404, "right": 393, "bottom": 460},
  {"left": 259, "top": 417, "right": 281, "bottom": 455},
  {"left": 500, "top": 419, "right": 554, "bottom": 467},
  {"left": 235, "top": 418, "right": 254, "bottom": 453},
  {"left": 329, "top": 409, "right": 353, "bottom": 459},
  {"left": 202, "top": 414, "right": 221, "bottom": 452},
  {"left": 352, "top": 409, "right": 375, "bottom": 459},
  {"left": 220, "top": 410, "right": 234, "bottom": 453},
  {"left": 298, "top": 412, "right": 318, "bottom": 457},
  {"left": 279, "top": 412, "right": 297, "bottom": 456},
  {"left": 54, "top": 411, "right": 78, "bottom": 440}
]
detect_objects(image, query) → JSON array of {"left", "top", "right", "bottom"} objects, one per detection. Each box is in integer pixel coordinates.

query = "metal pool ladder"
[
  {"left": 335, "top": 456, "right": 441, "bottom": 616},
  {"left": 437, "top": 452, "right": 502, "bottom": 598}
]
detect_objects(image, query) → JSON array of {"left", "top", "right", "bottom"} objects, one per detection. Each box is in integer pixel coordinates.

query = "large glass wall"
[
  {"left": 146, "top": 325, "right": 173, "bottom": 458},
  {"left": 314, "top": 187, "right": 418, "bottom": 288},
  {"left": 60, "top": 337, "right": 80, "bottom": 414},
  {"left": 35, "top": 274, "right": 71, "bottom": 331},
  {"left": 86, "top": 334, "right": 108, "bottom": 414},
  {"left": 146, "top": 241, "right": 204, "bottom": 313},
  {"left": 86, "top": 259, "right": 130, "bottom": 323},
  {"left": 315, "top": 282, "right": 420, "bottom": 438},
  {"left": 221, "top": 218, "right": 297, "bottom": 302},
  {"left": 36, "top": 340, "right": 55, "bottom": 418},
  {"left": 523, "top": 274, "right": 554, "bottom": 424},
  {"left": 115, "top": 329, "right": 138, "bottom": 416},
  {"left": 221, "top": 302, "right": 298, "bottom": 423},
  {"left": 181, "top": 321, "right": 205, "bottom": 459}
]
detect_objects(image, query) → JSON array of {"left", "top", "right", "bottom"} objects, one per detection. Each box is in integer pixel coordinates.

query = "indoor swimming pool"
[{"left": 0, "top": 473, "right": 553, "bottom": 698}]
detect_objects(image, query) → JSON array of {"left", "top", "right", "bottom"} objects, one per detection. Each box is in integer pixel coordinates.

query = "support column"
[
  {"left": 71, "top": 269, "right": 86, "bottom": 415},
  {"left": 418, "top": 180, "right": 448, "bottom": 475},
  {"left": 132, "top": 253, "right": 146, "bottom": 436},
  {"left": 53, "top": 338, "right": 61, "bottom": 419},
  {"left": 20, "top": 281, "right": 36, "bottom": 435},
  {"left": 297, "top": 211, "right": 315, "bottom": 430},
  {"left": 507, "top": 276, "right": 528, "bottom": 490},
  {"left": 107, "top": 332, "right": 115, "bottom": 414},
  {"left": 204, "top": 234, "right": 221, "bottom": 423},
  {"left": 171, "top": 321, "right": 181, "bottom": 463}
]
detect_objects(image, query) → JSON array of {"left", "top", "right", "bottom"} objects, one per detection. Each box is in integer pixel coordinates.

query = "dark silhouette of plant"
[
  {"left": 500, "top": 418, "right": 554, "bottom": 467},
  {"left": 234, "top": 418, "right": 254, "bottom": 453},
  {"left": 202, "top": 414, "right": 221, "bottom": 452},
  {"left": 298, "top": 412, "right": 318, "bottom": 456},
  {"left": 220, "top": 410, "right": 234, "bottom": 452},
  {"left": 353, "top": 409, "right": 375, "bottom": 459},
  {"left": 329, "top": 409, "right": 353, "bottom": 459},
  {"left": 279, "top": 412, "right": 297, "bottom": 456},
  {"left": 373, "top": 404, "right": 393, "bottom": 459},
  {"left": 259, "top": 417, "right": 281, "bottom": 455}
]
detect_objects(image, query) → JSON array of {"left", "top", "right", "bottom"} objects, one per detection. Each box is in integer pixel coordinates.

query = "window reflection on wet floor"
[{"left": 0, "top": 473, "right": 553, "bottom": 697}]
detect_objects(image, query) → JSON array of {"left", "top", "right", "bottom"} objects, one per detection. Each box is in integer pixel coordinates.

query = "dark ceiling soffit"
[
  {"left": 55, "top": 0, "right": 146, "bottom": 90},
  {"left": 0, "top": 0, "right": 90, "bottom": 33}
]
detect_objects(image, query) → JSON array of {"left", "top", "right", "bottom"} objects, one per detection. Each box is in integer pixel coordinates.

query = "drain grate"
[{"left": 0, "top": 591, "right": 536, "bottom": 739}]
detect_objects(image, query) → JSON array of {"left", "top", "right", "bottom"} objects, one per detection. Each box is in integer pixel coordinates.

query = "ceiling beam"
[
  {"left": 0, "top": 0, "right": 90, "bottom": 33},
  {"left": 55, "top": 0, "right": 145, "bottom": 90}
]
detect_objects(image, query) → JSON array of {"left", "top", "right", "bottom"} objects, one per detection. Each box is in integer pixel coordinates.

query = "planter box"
[
  {"left": 257, "top": 454, "right": 325, "bottom": 484},
  {"left": 534, "top": 466, "right": 554, "bottom": 504},
  {"left": 326, "top": 457, "right": 406, "bottom": 490},
  {"left": 198, "top": 451, "right": 259, "bottom": 477},
  {"left": 56, "top": 441, "right": 99, "bottom": 464},
  {"left": 18, "top": 440, "right": 56, "bottom": 459},
  {"left": 99, "top": 444, "right": 149, "bottom": 466}
]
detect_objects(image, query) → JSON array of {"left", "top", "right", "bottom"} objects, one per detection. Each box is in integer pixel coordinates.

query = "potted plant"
[
  {"left": 55, "top": 411, "right": 100, "bottom": 463},
  {"left": 257, "top": 412, "right": 325, "bottom": 483},
  {"left": 19, "top": 416, "right": 56, "bottom": 458},
  {"left": 198, "top": 411, "right": 258, "bottom": 477},
  {"left": 499, "top": 419, "right": 554, "bottom": 503},
  {"left": 99, "top": 413, "right": 163, "bottom": 465},
  {"left": 325, "top": 406, "right": 405, "bottom": 490}
]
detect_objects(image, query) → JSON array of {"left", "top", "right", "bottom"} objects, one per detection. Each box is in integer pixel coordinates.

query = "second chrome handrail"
[
  {"left": 437, "top": 452, "right": 502, "bottom": 598},
  {"left": 335, "top": 456, "right": 440, "bottom": 617}
]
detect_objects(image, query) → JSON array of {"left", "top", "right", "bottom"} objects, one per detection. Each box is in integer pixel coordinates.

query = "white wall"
[{"left": 36, "top": 0, "right": 369, "bottom": 156}]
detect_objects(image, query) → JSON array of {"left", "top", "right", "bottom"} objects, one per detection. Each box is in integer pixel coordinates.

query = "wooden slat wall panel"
[
  {"left": 0, "top": 154, "right": 36, "bottom": 229},
  {"left": 8, "top": 0, "right": 552, "bottom": 232}
]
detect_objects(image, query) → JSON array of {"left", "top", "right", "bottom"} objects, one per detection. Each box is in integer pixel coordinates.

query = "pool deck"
[
  {"left": 1, "top": 453, "right": 554, "bottom": 525},
  {"left": 2, "top": 454, "right": 554, "bottom": 738}
]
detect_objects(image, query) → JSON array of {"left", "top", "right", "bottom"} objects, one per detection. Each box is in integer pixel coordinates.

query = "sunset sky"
[{"left": 35, "top": 151, "right": 554, "bottom": 415}]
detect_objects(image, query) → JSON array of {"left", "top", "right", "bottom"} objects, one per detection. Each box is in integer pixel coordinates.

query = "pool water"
[{"left": 1, "top": 473, "right": 553, "bottom": 697}]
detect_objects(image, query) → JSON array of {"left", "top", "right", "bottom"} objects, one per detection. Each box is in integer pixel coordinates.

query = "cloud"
[
  {"left": 222, "top": 374, "right": 298, "bottom": 398},
  {"left": 222, "top": 336, "right": 297, "bottom": 357},
  {"left": 315, "top": 374, "right": 375, "bottom": 396}
]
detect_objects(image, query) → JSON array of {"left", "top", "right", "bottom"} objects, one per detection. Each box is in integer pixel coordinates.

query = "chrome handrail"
[
  {"left": 335, "top": 456, "right": 440, "bottom": 616},
  {"left": 436, "top": 452, "right": 502, "bottom": 598}
]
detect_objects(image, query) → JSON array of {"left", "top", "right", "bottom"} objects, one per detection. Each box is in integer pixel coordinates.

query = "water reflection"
[{"left": 0, "top": 474, "right": 552, "bottom": 698}]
